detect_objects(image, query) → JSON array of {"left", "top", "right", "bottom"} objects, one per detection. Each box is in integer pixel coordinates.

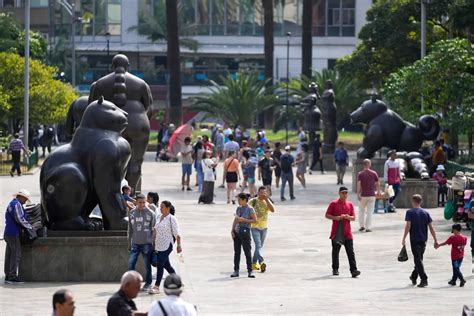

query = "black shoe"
[
  {"left": 332, "top": 270, "right": 339, "bottom": 276},
  {"left": 248, "top": 272, "right": 255, "bottom": 278},
  {"left": 290, "top": 196, "right": 296, "bottom": 200},
  {"left": 6, "top": 277, "right": 24, "bottom": 284},
  {"left": 448, "top": 280, "right": 456, "bottom": 286},
  {"left": 281, "top": 197, "right": 286, "bottom": 201},
  {"left": 181, "top": 187, "right": 185, "bottom": 191},
  {"left": 232, "top": 200, "right": 236, "bottom": 205},
  {"left": 409, "top": 276, "right": 417, "bottom": 285},
  {"left": 186, "top": 187, "right": 192, "bottom": 191},
  {"left": 417, "top": 280, "right": 428, "bottom": 287},
  {"left": 10, "top": 172, "right": 14, "bottom": 177},
  {"left": 230, "top": 271, "right": 239, "bottom": 278},
  {"left": 460, "top": 279, "right": 466, "bottom": 287},
  {"left": 351, "top": 270, "right": 361, "bottom": 278}
]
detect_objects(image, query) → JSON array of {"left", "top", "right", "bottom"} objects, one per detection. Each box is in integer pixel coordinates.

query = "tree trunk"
[
  {"left": 302, "top": 0, "right": 313, "bottom": 79},
  {"left": 262, "top": 0, "right": 274, "bottom": 129},
  {"left": 166, "top": 0, "right": 182, "bottom": 125}
]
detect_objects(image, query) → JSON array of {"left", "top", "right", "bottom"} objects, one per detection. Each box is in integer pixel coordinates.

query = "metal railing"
[{"left": 0, "top": 150, "right": 39, "bottom": 174}]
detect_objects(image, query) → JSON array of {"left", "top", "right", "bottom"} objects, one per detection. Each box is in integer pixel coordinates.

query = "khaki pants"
[{"left": 359, "top": 196, "right": 376, "bottom": 229}]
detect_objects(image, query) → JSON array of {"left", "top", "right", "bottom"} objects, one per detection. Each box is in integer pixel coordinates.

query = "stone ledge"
[{"left": 20, "top": 236, "right": 146, "bottom": 282}]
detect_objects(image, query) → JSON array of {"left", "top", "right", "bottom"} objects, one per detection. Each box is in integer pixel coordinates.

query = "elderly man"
[
  {"left": 148, "top": 274, "right": 196, "bottom": 316},
  {"left": 107, "top": 271, "right": 147, "bottom": 316},
  {"left": 4, "top": 189, "right": 33, "bottom": 284},
  {"left": 52, "top": 289, "right": 75, "bottom": 316}
]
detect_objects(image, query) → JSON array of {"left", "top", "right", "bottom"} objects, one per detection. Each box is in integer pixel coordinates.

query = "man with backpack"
[{"left": 280, "top": 146, "right": 295, "bottom": 202}]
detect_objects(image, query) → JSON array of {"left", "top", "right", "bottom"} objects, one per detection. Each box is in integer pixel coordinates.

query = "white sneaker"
[
  {"left": 141, "top": 284, "right": 151, "bottom": 292},
  {"left": 148, "top": 286, "right": 160, "bottom": 294}
]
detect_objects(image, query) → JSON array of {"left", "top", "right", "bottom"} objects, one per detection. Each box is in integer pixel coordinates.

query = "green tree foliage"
[
  {"left": 190, "top": 71, "right": 276, "bottom": 128},
  {"left": 274, "top": 69, "right": 364, "bottom": 131},
  {"left": 0, "top": 13, "right": 47, "bottom": 61},
  {"left": 0, "top": 52, "right": 77, "bottom": 128},
  {"left": 336, "top": 0, "right": 452, "bottom": 89},
  {"left": 384, "top": 39, "right": 474, "bottom": 137}
]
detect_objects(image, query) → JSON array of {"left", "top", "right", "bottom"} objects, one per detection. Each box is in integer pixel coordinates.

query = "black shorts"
[
  {"left": 226, "top": 171, "right": 238, "bottom": 183},
  {"left": 274, "top": 166, "right": 282, "bottom": 177},
  {"left": 262, "top": 178, "right": 272, "bottom": 186}
]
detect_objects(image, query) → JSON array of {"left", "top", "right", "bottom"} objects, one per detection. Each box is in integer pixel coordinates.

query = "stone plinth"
[
  {"left": 321, "top": 155, "right": 336, "bottom": 171},
  {"left": 352, "top": 158, "right": 386, "bottom": 192},
  {"left": 20, "top": 231, "right": 146, "bottom": 282},
  {"left": 393, "top": 179, "right": 438, "bottom": 209}
]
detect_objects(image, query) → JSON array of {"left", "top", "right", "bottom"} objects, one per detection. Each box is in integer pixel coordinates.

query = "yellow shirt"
[{"left": 250, "top": 198, "right": 272, "bottom": 229}]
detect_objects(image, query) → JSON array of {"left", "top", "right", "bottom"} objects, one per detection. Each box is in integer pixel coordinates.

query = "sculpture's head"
[
  {"left": 350, "top": 98, "right": 388, "bottom": 124},
  {"left": 81, "top": 96, "right": 128, "bottom": 133},
  {"left": 112, "top": 54, "right": 129, "bottom": 71},
  {"left": 324, "top": 80, "right": 333, "bottom": 89}
]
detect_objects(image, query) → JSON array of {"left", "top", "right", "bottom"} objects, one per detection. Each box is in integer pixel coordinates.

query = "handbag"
[
  {"left": 398, "top": 245, "right": 409, "bottom": 262},
  {"left": 238, "top": 225, "right": 250, "bottom": 235},
  {"left": 151, "top": 250, "right": 159, "bottom": 267}
]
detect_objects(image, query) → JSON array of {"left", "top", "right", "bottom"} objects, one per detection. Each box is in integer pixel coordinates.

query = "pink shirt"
[
  {"left": 326, "top": 199, "right": 355, "bottom": 240},
  {"left": 357, "top": 169, "right": 379, "bottom": 197}
]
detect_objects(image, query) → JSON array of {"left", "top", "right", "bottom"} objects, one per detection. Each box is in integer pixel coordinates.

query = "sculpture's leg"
[
  {"left": 51, "top": 216, "right": 100, "bottom": 231},
  {"left": 360, "top": 125, "right": 385, "bottom": 158},
  {"left": 126, "top": 134, "right": 148, "bottom": 193},
  {"left": 93, "top": 140, "right": 129, "bottom": 230}
]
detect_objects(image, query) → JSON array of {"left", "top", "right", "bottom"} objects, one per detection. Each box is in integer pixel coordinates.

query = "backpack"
[{"left": 280, "top": 154, "right": 292, "bottom": 173}]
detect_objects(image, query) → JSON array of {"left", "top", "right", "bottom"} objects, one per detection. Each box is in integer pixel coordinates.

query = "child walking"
[
  {"left": 230, "top": 193, "right": 257, "bottom": 278},
  {"left": 435, "top": 224, "right": 467, "bottom": 287}
]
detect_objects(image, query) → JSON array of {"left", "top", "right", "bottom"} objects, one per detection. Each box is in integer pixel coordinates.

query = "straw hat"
[{"left": 13, "top": 189, "right": 31, "bottom": 202}]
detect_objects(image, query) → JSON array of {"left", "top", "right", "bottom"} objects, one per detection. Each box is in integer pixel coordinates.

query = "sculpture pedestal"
[
  {"left": 351, "top": 158, "right": 386, "bottom": 192},
  {"left": 393, "top": 179, "right": 438, "bottom": 209},
  {"left": 19, "top": 231, "right": 146, "bottom": 282}
]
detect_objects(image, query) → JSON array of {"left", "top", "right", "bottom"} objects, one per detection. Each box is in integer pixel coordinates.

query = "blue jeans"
[
  {"left": 128, "top": 243, "right": 153, "bottom": 285},
  {"left": 389, "top": 183, "right": 401, "bottom": 204},
  {"left": 155, "top": 243, "right": 175, "bottom": 287},
  {"left": 280, "top": 172, "right": 294, "bottom": 199},
  {"left": 196, "top": 163, "right": 204, "bottom": 192},
  {"left": 451, "top": 258, "right": 464, "bottom": 282},
  {"left": 251, "top": 228, "right": 267, "bottom": 264}
]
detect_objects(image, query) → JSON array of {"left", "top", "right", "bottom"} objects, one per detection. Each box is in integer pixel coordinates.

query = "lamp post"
[
  {"left": 285, "top": 31, "right": 291, "bottom": 146},
  {"left": 105, "top": 32, "right": 111, "bottom": 71},
  {"left": 23, "top": 0, "right": 30, "bottom": 148},
  {"left": 420, "top": 0, "right": 432, "bottom": 113},
  {"left": 58, "top": 0, "right": 81, "bottom": 87}
]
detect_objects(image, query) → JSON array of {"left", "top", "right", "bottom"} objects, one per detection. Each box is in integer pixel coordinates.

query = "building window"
[
  {"left": 31, "top": 0, "right": 49, "bottom": 7},
  {"left": 313, "top": 0, "right": 354, "bottom": 37},
  {"left": 53, "top": 0, "right": 122, "bottom": 37}
]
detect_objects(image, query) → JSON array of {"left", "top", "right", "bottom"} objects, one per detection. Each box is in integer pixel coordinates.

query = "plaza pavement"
[{"left": 0, "top": 152, "right": 472, "bottom": 315}]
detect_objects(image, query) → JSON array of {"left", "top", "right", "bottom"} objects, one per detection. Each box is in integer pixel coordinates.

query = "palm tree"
[
  {"left": 301, "top": 0, "right": 313, "bottom": 78},
  {"left": 166, "top": 0, "right": 182, "bottom": 125},
  {"left": 190, "top": 71, "right": 277, "bottom": 129},
  {"left": 263, "top": 0, "right": 274, "bottom": 128}
]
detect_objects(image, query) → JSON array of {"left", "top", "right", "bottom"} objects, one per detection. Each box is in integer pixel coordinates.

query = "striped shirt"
[{"left": 9, "top": 139, "right": 27, "bottom": 152}]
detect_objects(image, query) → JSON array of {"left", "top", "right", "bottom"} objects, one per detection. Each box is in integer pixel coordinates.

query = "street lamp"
[
  {"left": 285, "top": 31, "right": 291, "bottom": 146},
  {"left": 420, "top": 0, "right": 432, "bottom": 112},
  {"left": 58, "top": 0, "right": 81, "bottom": 87},
  {"left": 105, "top": 32, "right": 111, "bottom": 57}
]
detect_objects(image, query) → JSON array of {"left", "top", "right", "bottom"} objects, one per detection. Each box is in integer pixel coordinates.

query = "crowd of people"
[{"left": 3, "top": 123, "right": 472, "bottom": 314}]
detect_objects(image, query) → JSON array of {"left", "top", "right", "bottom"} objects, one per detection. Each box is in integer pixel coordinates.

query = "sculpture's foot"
[
  {"left": 356, "top": 148, "right": 372, "bottom": 159},
  {"left": 51, "top": 216, "right": 102, "bottom": 231},
  {"left": 103, "top": 217, "right": 128, "bottom": 231}
]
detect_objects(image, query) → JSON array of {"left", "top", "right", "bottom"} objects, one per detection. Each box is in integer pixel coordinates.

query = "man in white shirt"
[{"left": 148, "top": 274, "right": 197, "bottom": 316}]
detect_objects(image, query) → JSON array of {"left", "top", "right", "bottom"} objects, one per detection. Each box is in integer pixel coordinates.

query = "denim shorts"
[{"left": 182, "top": 163, "right": 192, "bottom": 176}]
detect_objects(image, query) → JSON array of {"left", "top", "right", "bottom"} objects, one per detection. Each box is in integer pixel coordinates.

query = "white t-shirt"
[
  {"left": 202, "top": 158, "right": 215, "bottom": 182},
  {"left": 148, "top": 295, "right": 196, "bottom": 316},
  {"left": 154, "top": 214, "right": 179, "bottom": 251}
]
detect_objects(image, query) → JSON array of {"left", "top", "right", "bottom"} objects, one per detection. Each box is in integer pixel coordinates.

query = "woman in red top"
[{"left": 432, "top": 164, "right": 448, "bottom": 206}]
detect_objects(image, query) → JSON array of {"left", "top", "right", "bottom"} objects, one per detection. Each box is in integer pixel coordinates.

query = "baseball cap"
[
  {"left": 164, "top": 273, "right": 183, "bottom": 295},
  {"left": 284, "top": 145, "right": 291, "bottom": 151},
  {"left": 339, "top": 186, "right": 349, "bottom": 193},
  {"left": 436, "top": 165, "right": 445, "bottom": 171}
]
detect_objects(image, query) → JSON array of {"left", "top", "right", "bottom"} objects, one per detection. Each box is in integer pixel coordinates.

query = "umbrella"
[{"left": 168, "top": 124, "right": 193, "bottom": 155}]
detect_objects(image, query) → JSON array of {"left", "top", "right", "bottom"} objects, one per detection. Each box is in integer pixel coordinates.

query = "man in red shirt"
[
  {"left": 325, "top": 187, "right": 361, "bottom": 278},
  {"left": 357, "top": 159, "right": 380, "bottom": 232},
  {"left": 436, "top": 224, "right": 467, "bottom": 287}
]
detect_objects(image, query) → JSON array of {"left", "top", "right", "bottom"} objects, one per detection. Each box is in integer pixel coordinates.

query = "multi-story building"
[{"left": 1, "top": 0, "right": 372, "bottom": 123}]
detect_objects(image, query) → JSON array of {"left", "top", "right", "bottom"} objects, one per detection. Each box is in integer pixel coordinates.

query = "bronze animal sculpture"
[{"left": 40, "top": 97, "right": 131, "bottom": 230}]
